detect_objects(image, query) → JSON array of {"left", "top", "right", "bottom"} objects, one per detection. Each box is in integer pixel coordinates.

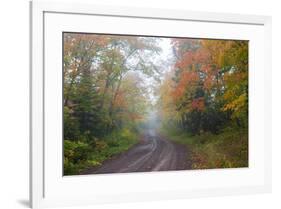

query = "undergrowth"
[
  {"left": 64, "top": 128, "right": 139, "bottom": 175},
  {"left": 160, "top": 126, "right": 248, "bottom": 169}
]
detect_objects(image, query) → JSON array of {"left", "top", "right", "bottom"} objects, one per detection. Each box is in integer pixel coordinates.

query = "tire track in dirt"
[{"left": 82, "top": 129, "right": 192, "bottom": 174}]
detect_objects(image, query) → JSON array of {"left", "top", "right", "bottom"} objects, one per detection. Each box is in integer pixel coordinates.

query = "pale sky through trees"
[
  {"left": 64, "top": 33, "right": 249, "bottom": 175},
  {"left": 140, "top": 37, "right": 174, "bottom": 106}
]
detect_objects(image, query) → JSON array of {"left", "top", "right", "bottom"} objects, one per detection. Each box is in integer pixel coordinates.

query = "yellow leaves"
[
  {"left": 95, "top": 140, "right": 108, "bottom": 150},
  {"left": 201, "top": 39, "right": 234, "bottom": 68},
  {"left": 160, "top": 38, "right": 248, "bottom": 130},
  {"left": 222, "top": 69, "right": 248, "bottom": 119},
  {"left": 222, "top": 93, "right": 247, "bottom": 118}
]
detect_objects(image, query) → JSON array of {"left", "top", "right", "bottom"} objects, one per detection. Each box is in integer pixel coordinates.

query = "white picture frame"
[{"left": 30, "top": 1, "right": 272, "bottom": 208}]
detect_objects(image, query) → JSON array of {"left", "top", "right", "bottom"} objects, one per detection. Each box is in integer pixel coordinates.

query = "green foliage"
[
  {"left": 64, "top": 128, "right": 138, "bottom": 175},
  {"left": 158, "top": 39, "right": 248, "bottom": 136},
  {"left": 160, "top": 126, "right": 248, "bottom": 169},
  {"left": 63, "top": 33, "right": 249, "bottom": 174},
  {"left": 63, "top": 33, "right": 164, "bottom": 175},
  {"left": 63, "top": 107, "right": 80, "bottom": 140},
  {"left": 201, "top": 105, "right": 229, "bottom": 134},
  {"left": 64, "top": 140, "right": 92, "bottom": 174},
  {"left": 63, "top": 33, "right": 161, "bottom": 140}
]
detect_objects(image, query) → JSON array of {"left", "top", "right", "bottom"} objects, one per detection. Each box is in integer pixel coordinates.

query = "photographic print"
[{"left": 63, "top": 32, "right": 248, "bottom": 176}]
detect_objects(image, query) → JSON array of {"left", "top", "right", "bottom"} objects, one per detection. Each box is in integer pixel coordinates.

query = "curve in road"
[{"left": 82, "top": 129, "right": 191, "bottom": 174}]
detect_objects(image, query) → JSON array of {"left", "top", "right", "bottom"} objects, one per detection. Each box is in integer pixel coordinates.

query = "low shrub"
[
  {"left": 160, "top": 127, "right": 248, "bottom": 170},
  {"left": 64, "top": 128, "right": 139, "bottom": 175}
]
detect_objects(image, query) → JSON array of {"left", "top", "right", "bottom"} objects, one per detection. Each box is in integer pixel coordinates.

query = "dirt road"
[{"left": 82, "top": 129, "right": 191, "bottom": 174}]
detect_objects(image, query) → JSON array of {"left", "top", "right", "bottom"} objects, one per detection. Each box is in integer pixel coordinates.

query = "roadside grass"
[
  {"left": 64, "top": 128, "right": 139, "bottom": 175},
  {"left": 159, "top": 126, "right": 248, "bottom": 169}
]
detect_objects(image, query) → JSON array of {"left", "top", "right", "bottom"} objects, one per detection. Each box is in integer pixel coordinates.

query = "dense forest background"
[
  {"left": 63, "top": 33, "right": 163, "bottom": 174},
  {"left": 63, "top": 33, "right": 248, "bottom": 175},
  {"left": 157, "top": 38, "right": 248, "bottom": 169}
]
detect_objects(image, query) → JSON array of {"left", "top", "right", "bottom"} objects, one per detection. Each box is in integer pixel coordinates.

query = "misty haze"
[{"left": 63, "top": 33, "right": 248, "bottom": 175}]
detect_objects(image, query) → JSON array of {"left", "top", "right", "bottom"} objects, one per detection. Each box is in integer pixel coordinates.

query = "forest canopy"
[
  {"left": 63, "top": 33, "right": 248, "bottom": 175},
  {"left": 157, "top": 38, "right": 248, "bottom": 135}
]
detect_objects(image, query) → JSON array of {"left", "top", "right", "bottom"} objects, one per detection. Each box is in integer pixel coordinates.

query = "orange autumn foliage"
[
  {"left": 114, "top": 90, "right": 127, "bottom": 109},
  {"left": 191, "top": 97, "right": 205, "bottom": 111},
  {"left": 166, "top": 38, "right": 248, "bottom": 123},
  {"left": 172, "top": 70, "right": 199, "bottom": 99}
]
